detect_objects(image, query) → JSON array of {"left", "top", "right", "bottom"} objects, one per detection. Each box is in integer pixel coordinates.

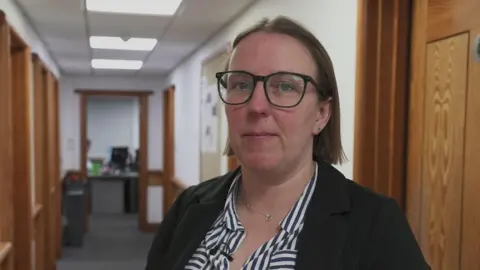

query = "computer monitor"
[{"left": 110, "top": 147, "right": 129, "bottom": 169}]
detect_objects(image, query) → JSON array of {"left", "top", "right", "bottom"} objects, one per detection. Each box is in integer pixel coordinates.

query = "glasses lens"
[
  {"left": 218, "top": 72, "right": 254, "bottom": 104},
  {"left": 217, "top": 72, "right": 307, "bottom": 107},
  {"left": 266, "top": 73, "right": 306, "bottom": 107}
]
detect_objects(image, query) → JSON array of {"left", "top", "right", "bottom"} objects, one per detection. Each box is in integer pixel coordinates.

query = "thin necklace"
[{"left": 244, "top": 202, "right": 273, "bottom": 221}]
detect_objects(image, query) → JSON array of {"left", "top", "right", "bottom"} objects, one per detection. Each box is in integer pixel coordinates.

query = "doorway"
[{"left": 76, "top": 90, "right": 152, "bottom": 232}]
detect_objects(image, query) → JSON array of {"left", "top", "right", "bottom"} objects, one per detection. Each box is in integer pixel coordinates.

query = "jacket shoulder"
[
  {"left": 345, "top": 178, "right": 397, "bottom": 211},
  {"left": 174, "top": 170, "right": 237, "bottom": 209}
]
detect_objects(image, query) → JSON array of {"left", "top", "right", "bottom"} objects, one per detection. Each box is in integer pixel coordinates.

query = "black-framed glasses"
[{"left": 216, "top": 70, "right": 321, "bottom": 108}]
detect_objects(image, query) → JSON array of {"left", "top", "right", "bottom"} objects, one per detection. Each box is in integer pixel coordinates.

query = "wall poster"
[{"left": 199, "top": 45, "right": 231, "bottom": 182}]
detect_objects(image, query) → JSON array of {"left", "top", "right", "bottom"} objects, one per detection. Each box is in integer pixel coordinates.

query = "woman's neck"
[{"left": 239, "top": 158, "right": 316, "bottom": 213}]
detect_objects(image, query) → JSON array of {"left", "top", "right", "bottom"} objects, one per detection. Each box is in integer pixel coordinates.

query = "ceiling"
[{"left": 13, "top": 0, "right": 257, "bottom": 76}]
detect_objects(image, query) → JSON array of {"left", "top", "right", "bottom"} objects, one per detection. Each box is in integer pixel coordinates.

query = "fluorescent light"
[
  {"left": 90, "top": 36, "right": 157, "bottom": 51},
  {"left": 86, "top": 0, "right": 183, "bottom": 16},
  {"left": 91, "top": 59, "right": 143, "bottom": 70}
]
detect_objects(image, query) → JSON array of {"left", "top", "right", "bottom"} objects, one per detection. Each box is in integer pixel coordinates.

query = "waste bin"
[{"left": 64, "top": 175, "right": 86, "bottom": 247}]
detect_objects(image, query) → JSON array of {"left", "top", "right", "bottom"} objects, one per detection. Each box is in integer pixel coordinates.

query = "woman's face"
[{"left": 225, "top": 31, "right": 331, "bottom": 171}]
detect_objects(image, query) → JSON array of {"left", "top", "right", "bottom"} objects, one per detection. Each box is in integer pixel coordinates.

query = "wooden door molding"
[
  {"left": 0, "top": 9, "right": 15, "bottom": 269},
  {"left": 9, "top": 26, "right": 34, "bottom": 270},
  {"left": 77, "top": 90, "right": 153, "bottom": 232},
  {"left": 162, "top": 85, "right": 175, "bottom": 217},
  {"left": 32, "top": 54, "right": 56, "bottom": 270},
  {"left": 138, "top": 94, "right": 150, "bottom": 231},
  {"left": 44, "top": 69, "right": 60, "bottom": 269},
  {"left": 32, "top": 54, "right": 47, "bottom": 270},
  {"left": 405, "top": 0, "right": 428, "bottom": 242},
  {"left": 353, "top": 0, "right": 412, "bottom": 207}
]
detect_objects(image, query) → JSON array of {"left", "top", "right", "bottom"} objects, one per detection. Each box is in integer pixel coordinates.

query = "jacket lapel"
[
  {"left": 170, "top": 201, "right": 224, "bottom": 270},
  {"left": 295, "top": 160, "right": 351, "bottom": 270},
  {"left": 165, "top": 170, "right": 238, "bottom": 270}
]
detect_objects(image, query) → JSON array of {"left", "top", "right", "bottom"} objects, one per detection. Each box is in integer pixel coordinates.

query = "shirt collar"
[
  {"left": 211, "top": 173, "right": 243, "bottom": 231},
  {"left": 279, "top": 161, "right": 318, "bottom": 234}
]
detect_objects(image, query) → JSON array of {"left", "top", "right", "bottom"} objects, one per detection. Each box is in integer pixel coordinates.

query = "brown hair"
[{"left": 223, "top": 16, "right": 346, "bottom": 165}]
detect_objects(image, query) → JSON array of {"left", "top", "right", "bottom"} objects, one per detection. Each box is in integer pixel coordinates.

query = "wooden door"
[
  {"left": 406, "top": 1, "right": 480, "bottom": 269},
  {"left": 0, "top": 10, "right": 14, "bottom": 270}
]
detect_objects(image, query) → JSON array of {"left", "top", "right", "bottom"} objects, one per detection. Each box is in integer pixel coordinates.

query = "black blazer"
[{"left": 145, "top": 160, "right": 430, "bottom": 270}]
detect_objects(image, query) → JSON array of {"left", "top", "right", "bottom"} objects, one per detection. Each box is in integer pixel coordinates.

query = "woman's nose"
[{"left": 246, "top": 82, "right": 270, "bottom": 114}]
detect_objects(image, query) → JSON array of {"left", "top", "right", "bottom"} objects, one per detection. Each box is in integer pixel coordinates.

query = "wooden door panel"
[
  {"left": 421, "top": 33, "right": 469, "bottom": 270},
  {"left": 408, "top": 1, "right": 480, "bottom": 269},
  {"left": 427, "top": 0, "right": 480, "bottom": 41},
  {"left": 461, "top": 26, "right": 480, "bottom": 270}
]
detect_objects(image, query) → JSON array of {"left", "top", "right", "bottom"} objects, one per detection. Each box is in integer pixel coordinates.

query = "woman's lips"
[
  {"left": 243, "top": 132, "right": 276, "bottom": 136},
  {"left": 242, "top": 132, "right": 277, "bottom": 140}
]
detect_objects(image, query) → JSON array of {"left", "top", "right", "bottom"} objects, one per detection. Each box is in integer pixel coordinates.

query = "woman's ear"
[{"left": 312, "top": 99, "right": 332, "bottom": 135}]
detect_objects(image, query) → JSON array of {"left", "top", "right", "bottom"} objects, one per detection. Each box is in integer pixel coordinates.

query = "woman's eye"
[
  {"left": 232, "top": 82, "right": 251, "bottom": 90},
  {"left": 279, "top": 83, "right": 294, "bottom": 91},
  {"left": 270, "top": 81, "right": 295, "bottom": 92}
]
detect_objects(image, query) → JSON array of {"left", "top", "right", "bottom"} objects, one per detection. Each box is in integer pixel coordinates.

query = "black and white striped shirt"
[{"left": 185, "top": 162, "right": 318, "bottom": 270}]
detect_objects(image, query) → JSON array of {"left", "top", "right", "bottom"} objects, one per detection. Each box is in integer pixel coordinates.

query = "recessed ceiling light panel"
[
  {"left": 91, "top": 59, "right": 143, "bottom": 70},
  {"left": 90, "top": 36, "right": 157, "bottom": 51},
  {"left": 86, "top": 0, "right": 183, "bottom": 16}
]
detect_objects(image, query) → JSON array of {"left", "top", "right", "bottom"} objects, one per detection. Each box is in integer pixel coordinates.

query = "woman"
[{"left": 145, "top": 16, "right": 429, "bottom": 270}]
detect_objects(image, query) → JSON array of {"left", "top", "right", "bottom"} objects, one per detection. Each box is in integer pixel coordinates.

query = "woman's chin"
[{"left": 239, "top": 152, "right": 281, "bottom": 171}]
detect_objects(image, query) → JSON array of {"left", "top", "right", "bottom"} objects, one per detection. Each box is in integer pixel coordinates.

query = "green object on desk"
[{"left": 91, "top": 162, "right": 101, "bottom": 175}]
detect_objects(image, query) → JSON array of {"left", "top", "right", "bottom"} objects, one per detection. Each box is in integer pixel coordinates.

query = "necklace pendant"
[{"left": 265, "top": 214, "right": 272, "bottom": 221}]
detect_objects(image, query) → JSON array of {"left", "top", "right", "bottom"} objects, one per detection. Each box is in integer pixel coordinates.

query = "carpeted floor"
[{"left": 57, "top": 214, "right": 155, "bottom": 270}]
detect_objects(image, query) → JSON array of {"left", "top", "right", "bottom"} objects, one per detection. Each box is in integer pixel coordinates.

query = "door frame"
[
  {"left": 10, "top": 26, "right": 35, "bottom": 270},
  {"left": 76, "top": 89, "right": 152, "bottom": 232},
  {"left": 0, "top": 10, "right": 15, "bottom": 270},
  {"left": 162, "top": 85, "right": 176, "bottom": 214},
  {"left": 353, "top": 0, "right": 412, "bottom": 207}
]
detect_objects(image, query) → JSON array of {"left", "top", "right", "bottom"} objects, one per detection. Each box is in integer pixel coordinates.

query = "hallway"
[{"left": 57, "top": 214, "right": 154, "bottom": 270}]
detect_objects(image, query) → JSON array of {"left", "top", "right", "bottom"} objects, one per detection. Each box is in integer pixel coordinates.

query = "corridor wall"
[{"left": 0, "top": 9, "right": 61, "bottom": 270}]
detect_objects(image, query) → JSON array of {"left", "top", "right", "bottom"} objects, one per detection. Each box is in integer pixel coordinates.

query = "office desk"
[{"left": 88, "top": 173, "right": 138, "bottom": 214}]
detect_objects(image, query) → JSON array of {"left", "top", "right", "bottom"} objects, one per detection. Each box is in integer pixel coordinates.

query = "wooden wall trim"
[
  {"left": 0, "top": 242, "right": 12, "bottom": 263},
  {"left": 171, "top": 176, "right": 187, "bottom": 191},
  {"left": 45, "top": 69, "right": 60, "bottom": 267},
  {"left": 32, "top": 204, "right": 43, "bottom": 220},
  {"left": 162, "top": 86, "right": 176, "bottom": 216},
  {"left": 32, "top": 53, "right": 49, "bottom": 270},
  {"left": 53, "top": 78, "right": 62, "bottom": 260},
  {"left": 138, "top": 95, "right": 149, "bottom": 232},
  {"left": 0, "top": 11, "right": 15, "bottom": 270},
  {"left": 353, "top": 0, "right": 412, "bottom": 207},
  {"left": 405, "top": 0, "right": 428, "bottom": 241},
  {"left": 0, "top": 5, "right": 14, "bottom": 251},
  {"left": 10, "top": 27, "right": 34, "bottom": 270},
  {"left": 147, "top": 170, "right": 164, "bottom": 186}
]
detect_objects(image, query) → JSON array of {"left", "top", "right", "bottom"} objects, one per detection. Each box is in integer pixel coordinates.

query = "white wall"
[
  {"left": 166, "top": 0, "right": 358, "bottom": 186},
  {"left": 0, "top": 0, "right": 59, "bottom": 77},
  {"left": 86, "top": 96, "right": 140, "bottom": 160},
  {"left": 60, "top": 75, "right": 165, "bottom": 171}
]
